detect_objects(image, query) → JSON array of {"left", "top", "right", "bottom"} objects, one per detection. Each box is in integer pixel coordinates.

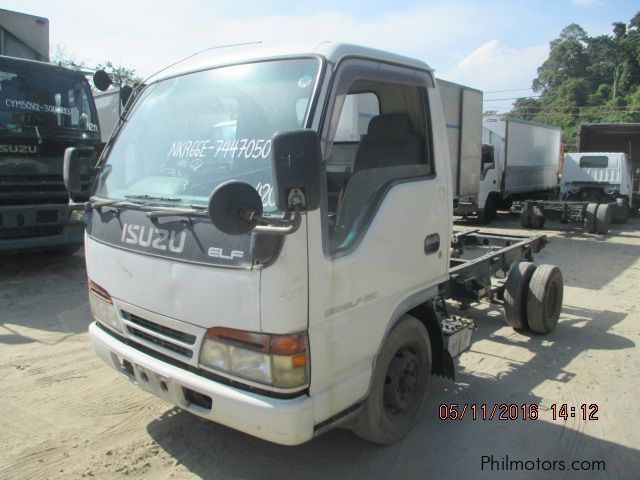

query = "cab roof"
[{"left": 146, "top": 41, "right": 433, "bottom": 84}]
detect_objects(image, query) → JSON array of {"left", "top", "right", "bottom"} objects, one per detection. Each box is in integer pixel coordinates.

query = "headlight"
[
  {"left": 200, "top": 327, "right": 308, "bottom": 389},
  {"left": 88, "top": 280, "right": 123, "bottom": 333},
  {"left": 69, "top": 209, "right": 84, "bottom": 222}
]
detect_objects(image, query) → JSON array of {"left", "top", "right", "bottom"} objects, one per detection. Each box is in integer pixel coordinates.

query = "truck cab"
[
  {"left": 0, "top": 56, "right": 100, "bottom": 253},
  {"left": 561, "top": 152, "right": 634, "bottom": 218},
  {"left": 77, "top": 42, "right": 453, "bottom": 445}
]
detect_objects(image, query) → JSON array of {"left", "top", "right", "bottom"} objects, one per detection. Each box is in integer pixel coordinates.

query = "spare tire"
[
  {"left": 584, "top": 203, "right": 598, "bottom": 233},
  {"left": 595, "top": 203, "right": 612, "bottom": 234},
  {"left": 504, "top": 261, "right": 536, "bottom": 330},
  {"left": 526, "top": 265, "right": 563, "bottom": 334}
]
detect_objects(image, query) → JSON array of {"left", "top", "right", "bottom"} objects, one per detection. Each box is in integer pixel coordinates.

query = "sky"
[{"left": 4, "top": 0, "right": 640, "bottom": 112}]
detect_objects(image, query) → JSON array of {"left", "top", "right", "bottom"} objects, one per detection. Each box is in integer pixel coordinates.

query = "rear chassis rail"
[
  {"left": 441, "top": 230, "right": 547, "bottom": 303},
  {"left": 512, "top": 200, "right": 591, "bottom": 223}
]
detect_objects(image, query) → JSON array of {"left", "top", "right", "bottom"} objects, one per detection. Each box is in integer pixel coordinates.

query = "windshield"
[
  {"left": 94, "top": 58, "right": 320, "bottom": 211},
  {"left": 0, "top": 59, "right": 98, "bottom": 135},
  {"left": 579, "top": 155, "right": 609, "bottom": 168}
]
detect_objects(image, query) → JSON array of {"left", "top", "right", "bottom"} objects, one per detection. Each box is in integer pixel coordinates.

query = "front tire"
[{"left": 354, "top": 316, "right": 431, "bottom": 445}]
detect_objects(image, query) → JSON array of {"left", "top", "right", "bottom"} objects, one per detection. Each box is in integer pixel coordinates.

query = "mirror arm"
[{"left": 251, "top": 209, "right": 301, "bottom": 235}]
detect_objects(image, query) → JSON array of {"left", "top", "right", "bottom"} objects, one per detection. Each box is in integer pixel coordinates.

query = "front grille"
[
  {"left": 36, "top": 210, "right": 59, "bottom": 224},
  {"left": 120, "top": 310, "right": 196, "bottom": 360},
  {"left": 0, "top": 184, "right": 66, "bottom": 193},
  {"left": 0, "top": 226, "right": 63, "bottom": 239},
  {"left": 126, "top": 326, "right": 194, "bottom": 358},
  {"left": 122, "top": 311, "right": 196, "bottom": 344}
]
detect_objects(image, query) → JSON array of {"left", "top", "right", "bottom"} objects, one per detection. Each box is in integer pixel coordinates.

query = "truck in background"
[
  {"left": 66, "top": 42, "right": 565, "bottom": 446},
  {"left": 577, "top": 123, "right": 640, "bottom": 215},
  {"left": 0, "top": 56, "right": 101, "bottom": 254},
  {"left": 516, "top": 124, "right": 640, "bottom": 234},
  {"left": 561, "top": 152, "right": 634, "bottom": 222},
  {"left": 0, "top": 8, "right": 49, "bottom": 61},
  {"left": 436, "top": 83, "right": 562, "bottom": 224}
]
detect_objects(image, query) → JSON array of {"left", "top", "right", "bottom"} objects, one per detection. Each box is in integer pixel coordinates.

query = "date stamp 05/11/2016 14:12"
[{"left": 438, "top": 403, "right": 599, "bottom": 422}]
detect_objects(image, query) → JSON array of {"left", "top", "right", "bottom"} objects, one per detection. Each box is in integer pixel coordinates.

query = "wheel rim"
[{"left": 383, "top": 346, "right": 421, "bottom": 416}]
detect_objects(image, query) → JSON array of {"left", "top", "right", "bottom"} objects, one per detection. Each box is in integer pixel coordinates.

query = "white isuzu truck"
[{"left": 63, "top": 42, "right": 563, "bottom": 446}]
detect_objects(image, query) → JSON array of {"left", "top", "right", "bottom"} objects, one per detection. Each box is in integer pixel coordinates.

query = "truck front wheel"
[{"left": 354, "top": 316, "right": 431, "bottom": 445}]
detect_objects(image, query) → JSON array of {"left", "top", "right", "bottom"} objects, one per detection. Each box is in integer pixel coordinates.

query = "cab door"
[{"left": 306, "top": 59, "right": 452, "bottom": 424}]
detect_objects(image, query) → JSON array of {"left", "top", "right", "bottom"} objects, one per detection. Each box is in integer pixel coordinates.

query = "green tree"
[{"left": 511, "top": 12, "right": 640, "bottom": 148}]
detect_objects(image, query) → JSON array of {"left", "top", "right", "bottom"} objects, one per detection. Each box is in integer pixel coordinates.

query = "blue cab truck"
[{"left": 0, "top": 56, "right": 101, "bottom": 254}]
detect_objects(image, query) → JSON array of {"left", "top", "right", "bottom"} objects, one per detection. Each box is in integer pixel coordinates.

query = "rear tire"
[
  {"left": 613, "top": 198, "right": 630, "bottom": 224},
  {"left": 529, "top": 205, "right": 546, "bottom": 229},
  {"left": 584, "top": 203, "right": 598, "bottom": 233},
  {"left": 477, "top": 196, "right": 496, "bottom": 225},
  {"left": 504, "top": 261, "right": 536, "bottom": 330},
  {"left": 595, "top": 204, "right": 612, "bottom": 234},
  {"left": 354, "top": 316, "right": 431, "bottom": 445},
  {"left": 520, "top": 204, "right": 532, "bottom": 228},
  {"left": 526, "top": 265, "right": 563, "bottom": 334}
]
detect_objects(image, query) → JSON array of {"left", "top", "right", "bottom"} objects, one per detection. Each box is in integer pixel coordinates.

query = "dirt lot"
[{"left": 1, "top": 214, "right": 639, "bottom": 479}]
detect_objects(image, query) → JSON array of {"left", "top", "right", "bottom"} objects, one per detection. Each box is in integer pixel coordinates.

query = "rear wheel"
[
  {"left": 613, "top": 198, "right": 630, "bottom": 224},
  {"left": 520, "top": 204, "right": 532, "bottom": 228},
  {"left": 526, "top": 265, "right": 563, "bottom": 334},
  {"left": 504, "top": 261, "right": 536, "bottom": 330},
  {"left": 477, "top": 196, "right": 496, "bottom": 225},
  {"left": 595, "top": 203, "right": 612, "bottom": 234},
  {"left": 354, "top": 316, "right": 431, "bottom": 445},
  {"left": 529, "top": 205, "right": 546, "bottom": 229},
  {"left": 584, "top": 203, "right": 598, "bottom": 233}
]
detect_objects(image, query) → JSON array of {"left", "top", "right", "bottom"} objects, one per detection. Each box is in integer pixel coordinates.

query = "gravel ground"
[{"left": 1, "top": 214, "right": 639, "bottom": 479}]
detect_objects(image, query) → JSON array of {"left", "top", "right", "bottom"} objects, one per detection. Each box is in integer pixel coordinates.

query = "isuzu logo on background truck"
[{"left": 65, "top": 42, "right": 564, "bottom": 445}]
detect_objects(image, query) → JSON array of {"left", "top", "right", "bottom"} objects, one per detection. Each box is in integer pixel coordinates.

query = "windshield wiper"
[
  {"left": 90, "top": 194, "right": 182, "bottom": 210},
  {"left": 125, "top": 194, "right": 182, "bottom": 202}
]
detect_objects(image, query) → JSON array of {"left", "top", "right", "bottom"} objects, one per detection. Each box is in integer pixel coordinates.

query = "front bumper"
[
  {"left": 89, "top": 322, "right": 315, "bottom": 445},
  {"left": 0, "top": 204, "right": 84, "bottom": 253}
]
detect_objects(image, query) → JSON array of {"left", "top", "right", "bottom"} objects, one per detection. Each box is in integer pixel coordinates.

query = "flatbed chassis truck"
[{"left": 513, "top": 200, "right": 613, "bottom": 234}]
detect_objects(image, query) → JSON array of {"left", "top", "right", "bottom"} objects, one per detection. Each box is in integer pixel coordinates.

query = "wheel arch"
[{"left": 375, "top": 288, "right": 451, "bottom": 381}]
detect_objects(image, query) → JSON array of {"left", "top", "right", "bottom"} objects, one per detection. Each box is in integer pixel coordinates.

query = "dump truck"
[{"left": 64, "top": 42, "right": 564, "bottom": 445}]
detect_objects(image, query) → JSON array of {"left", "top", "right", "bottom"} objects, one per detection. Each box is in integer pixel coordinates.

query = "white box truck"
[
  {"left": 481, "top": 116, "right": 562, "bottom": 216},
  {"left": 437, "top": 80, "right": 488, "bottom": 220},
  {"left": 63, "top": 42, "right": 563, "bottom": 445}
]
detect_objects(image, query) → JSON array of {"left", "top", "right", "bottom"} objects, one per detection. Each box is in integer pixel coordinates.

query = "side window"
[
  {"left": 325, "top": 79, "right": 433, "bottom": 256},
  {"left": 326, "top": 93, "right": 380, "bottom": 214},
  {"left": 334, "top": 93, "right": 380, "bottom": 142}
]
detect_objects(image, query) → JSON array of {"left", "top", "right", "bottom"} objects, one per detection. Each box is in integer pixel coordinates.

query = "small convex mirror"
[
  {"left": 208, "top": 181, "right": 263, "bottom": 235},
  {"left": 93, "top": 70, "right": 112, "bottom": 92}
]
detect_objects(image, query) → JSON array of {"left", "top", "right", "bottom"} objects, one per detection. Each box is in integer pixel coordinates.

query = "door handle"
[{"left": 424, "top": 233, "right": 440, "bottom": 254}]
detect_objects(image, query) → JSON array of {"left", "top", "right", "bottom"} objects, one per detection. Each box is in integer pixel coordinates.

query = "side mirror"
[
  {"left": 93, "top": 70, "right": 112, "bottom": 92},
  {"left": 271, "top": 129, "right": 322, "bottom": 212},
  {"left": 208, "top": 181, "right": 263, "bottom": 235},
  {"left": 63, "top": 147, "right": 82, "bottom": 193},
  {"left": 208, "top": 181, "right": 302, "bottom": 236}
]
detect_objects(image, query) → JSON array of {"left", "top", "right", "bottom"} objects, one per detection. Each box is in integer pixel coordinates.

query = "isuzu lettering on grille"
[
  {"left": 121, "top": 223, "right": 186, "bottom": 253},
  {"left": 0, "top": 144, "right": 38, "bottom": 154}
]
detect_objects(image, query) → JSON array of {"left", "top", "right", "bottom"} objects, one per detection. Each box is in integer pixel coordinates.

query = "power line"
[
  {"left": 484, "top": 88, "right": 534, "bottom": 94},
  {"left": 484, "top": 95, "right": 543, "bottom": 102}
]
